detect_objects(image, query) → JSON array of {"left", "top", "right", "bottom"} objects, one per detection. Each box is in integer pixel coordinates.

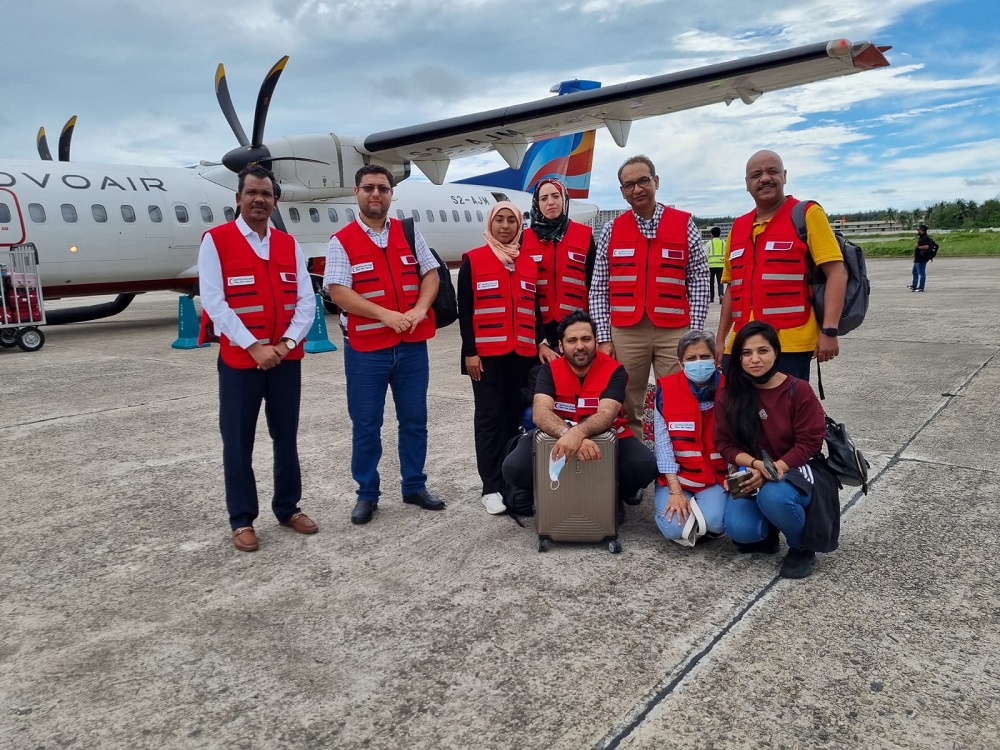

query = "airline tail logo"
[{"left": 521, "top": 131, "right": 596, "bottom": 199}]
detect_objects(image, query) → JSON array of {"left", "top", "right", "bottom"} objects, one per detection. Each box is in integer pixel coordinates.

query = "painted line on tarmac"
[{"left": 596, "top": 347, "right": 999, "bottom": 750}]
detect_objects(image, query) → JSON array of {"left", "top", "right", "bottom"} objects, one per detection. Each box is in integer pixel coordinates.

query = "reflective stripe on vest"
[
  {"left": 466, "top": 245, "right": 537, "bottom": 357},
  {"left": 521, "top": 222, "right": 591, "bottom": 324},
  {"left": 657, "top": 371, "right": 727, "bottom": 489}
]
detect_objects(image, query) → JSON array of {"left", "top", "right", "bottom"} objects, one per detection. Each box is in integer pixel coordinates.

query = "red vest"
[
  {"left": 728, "top": 197, "right": 812, "bottom": 332},
  {"left": 657, "top": 371, "right": 727, "bottom": 490},
  {"left": 549, "top": 351, "right": 630, "bottom": 439},
  {"left": 335, "top": 220, "right": 435, "bottom": 352},
  {"left": 199, "top": 222, "right": 304, "bottom": 369},
  {"left": 465, "top": 245, "right": 538, "bottom": 357},
  {"left": 521, "top": 221, "right": 591, "bottom": 324},
  {"left": 607, "top": 208, "right": 691, "bottom": 328}
]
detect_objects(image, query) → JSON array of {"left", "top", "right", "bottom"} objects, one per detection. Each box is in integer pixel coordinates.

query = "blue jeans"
[
  {"left": 724, "top": 478, "right": 812, "bottom": 549},
  {"left": 654, "top": 483, "right": 726, "bottom": 540},
  {"left": 344, "top": 339, "right": 429, "bottom": 501},
  {"left": 912, "top": 261, "right": 927, "bottom": 290}
]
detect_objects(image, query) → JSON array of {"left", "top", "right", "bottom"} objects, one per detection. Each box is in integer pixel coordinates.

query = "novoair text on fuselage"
[{"left": 0, "top": 172, "right": 167, "bottom": 192}]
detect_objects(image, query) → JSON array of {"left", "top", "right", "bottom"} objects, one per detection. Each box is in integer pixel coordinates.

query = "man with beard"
[
  {"left": 324, "top": 165, "right": 447, "bottom": 525},
  {"left": 501, "top": 311, "right": 658, "bottom": 522}
]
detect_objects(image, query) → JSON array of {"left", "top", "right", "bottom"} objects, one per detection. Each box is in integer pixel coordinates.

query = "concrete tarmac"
[{"left": 1, "top": 257, "right": 998, "bottom": 749}]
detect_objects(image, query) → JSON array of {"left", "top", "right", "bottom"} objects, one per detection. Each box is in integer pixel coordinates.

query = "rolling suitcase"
[{"left": 533, "top": 429, "right": 620, "bottom": 553}]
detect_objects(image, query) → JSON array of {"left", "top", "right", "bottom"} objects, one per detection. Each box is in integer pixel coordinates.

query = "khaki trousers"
[{"left": 611, "top": 316, "right": 689, "bottom": 439}]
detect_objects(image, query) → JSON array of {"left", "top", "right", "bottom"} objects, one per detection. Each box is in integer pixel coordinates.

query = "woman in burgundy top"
[{"left": 714, "top": 321, "right": 826, "bottom": 578}]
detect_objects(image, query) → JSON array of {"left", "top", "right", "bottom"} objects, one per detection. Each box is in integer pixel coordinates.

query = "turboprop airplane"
[{"left": 0, "top": 38, "right": 889, "bottom": 324}]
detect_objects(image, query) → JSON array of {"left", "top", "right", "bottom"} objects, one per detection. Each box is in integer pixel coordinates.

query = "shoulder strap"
[
  {"left": 401, "top": 217, "right": 416, "bottom": 253},
  {"left": 790, "top": 200, "right": 812, "bottom": 244}
]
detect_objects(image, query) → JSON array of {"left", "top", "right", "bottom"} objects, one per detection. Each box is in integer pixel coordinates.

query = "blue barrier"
[
  {"left": 171, "top": 296, "right": 209, "bottom": 349},
  {"left": 304, "top": 293, "right": 337, "bottom": 353}
]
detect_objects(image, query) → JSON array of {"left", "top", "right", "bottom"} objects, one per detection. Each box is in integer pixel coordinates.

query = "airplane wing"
[{"left": 361, "top": 39, "right": 889, "bottom": 183}]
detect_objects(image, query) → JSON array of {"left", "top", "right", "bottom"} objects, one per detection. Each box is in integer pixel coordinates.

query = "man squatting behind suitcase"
[{"left": 501, "top": 311, "right": 658, "bottom": 519}]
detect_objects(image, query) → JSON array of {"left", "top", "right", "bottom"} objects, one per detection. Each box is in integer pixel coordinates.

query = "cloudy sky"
[{"left": 5, "top": 0, "right": 998, "bottom": 217}]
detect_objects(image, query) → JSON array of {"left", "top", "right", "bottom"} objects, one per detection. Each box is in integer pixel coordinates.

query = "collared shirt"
[
  {"left": 589, "top": 203, "right": 710, "bottom": 341},
  {"left": 197, "top": 216, "right": 316, "bottom": 350},
  {"left": 323, "top": 216, "right": 439, "bottom": 327},
  {"left": 653, "top": 397, "right": 715, "bottom": 475}
]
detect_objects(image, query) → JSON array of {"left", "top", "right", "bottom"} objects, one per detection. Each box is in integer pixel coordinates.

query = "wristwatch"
[
  {"left": 280, "top": 337, "right": 296, "bottom": 349},
  {"left": 820, "top": 327, "right": 839, "bottom": 337}
]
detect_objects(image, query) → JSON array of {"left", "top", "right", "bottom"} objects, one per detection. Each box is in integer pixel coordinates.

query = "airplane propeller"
[{"left": 37, "top": 116, "right": 77, "bottom": 161}]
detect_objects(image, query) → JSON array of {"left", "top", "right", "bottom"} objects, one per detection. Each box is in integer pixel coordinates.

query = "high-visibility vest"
[
  {"left": 549, "top": 351, "right": 631, "bottom": 438},
  {"left": 335, "top": 220, "right": 435, "bottom": 352},
  {"left": 521, "top": 221, "right": 591, "bottom": 324},
  {"left": 657, "top": 371, "right": 727, "bottom": 490},
  {"left": 728, "top": 197, "right": 811, "bottom": 332},
  {"left": 465, "top": 245, "right": 538, "bottom": 357},
  {"left": 706, "top": 237, "right": 726, "bottom": 268},
  {"left": 607, "top": 208, "right": 691, "bottom": 328},
  {"left": 199, "top": 221, "right": 304, "bottom": 369}
]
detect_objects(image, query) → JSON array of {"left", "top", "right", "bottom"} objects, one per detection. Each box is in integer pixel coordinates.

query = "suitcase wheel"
[
  {"left": 608, "top": 540, "right": 622, "bottom": 554},
  {"left": 537, "top": 537, "right": 549, "bottom": 553}
]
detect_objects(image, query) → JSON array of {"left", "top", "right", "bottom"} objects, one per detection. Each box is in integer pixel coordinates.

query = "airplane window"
[
  {"left": 0, "top": 204, "right": 10, "bottom": 223},
  {"left": 121, "top": 205, "right": 136, "bottom": 223},
  {"left": 452, "top": 210, "right": 460, "bottom": 222},
  {"left": 328, "top": 208, "right": 339, "bottom": 223},
  {"left": 439, "top": 210, "right": 447, "bottom": 222},
  {"left": 92, "top": 204, "right": 108, "bottom": 223},
  {"left": 200, "top": 205, "right": 214, "bottom": 223},
  {"left": 224, "top": 207, "right": 235, "bottom": 222},
  {"left": 62, "top": 204, "right": 78, "bottom": 223},
  {"left": 477, "top": 211, "right": 483, "bottom": 223},
  {"left": 289, "top": 208, "right": 300, "bottom": 222},
  {"left": 396, "top": 209, "right": 405, "bottom": 220},
  {"left": 346, "top": 209, "right": 355, "bottom": 222},
  {"left": 174, "top": 205, "right": 190, "bottom": 223},
  {"left": 426, "top": 210, "right": 434, "bottom": 223},
  {"left": 28, "top": 203, "right": 46, "bottom": 223},
  {"left": 148, "top": 205, "right": 162, "bottom": 223},
  {"left": 465, "top": 210, "right": 472, "bottom": 222},
  {"left": 309, "top": 208, "right": 320, "bottom": 223},
  {"left": 411, "top": 210, "right": 420, "bottom": 223}
]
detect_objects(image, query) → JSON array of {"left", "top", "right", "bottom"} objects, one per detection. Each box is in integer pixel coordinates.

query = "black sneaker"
[
  {"left": 734, "top": 526, "right": 779, "bottom": 554},
  {"left": 779, "top": 548, "right": 816, "bottom": 578},
  {"left": 916, "top": 288, "right": 925, "bottom": 292}
]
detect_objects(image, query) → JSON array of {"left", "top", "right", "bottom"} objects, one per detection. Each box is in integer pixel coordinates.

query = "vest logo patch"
[
  {"left": 668, "top": 421, "right": 696, "bottom": 431},
  {"left": 568, "top": 252, "right": 587, "bottom": 263},
  {"left": 530, "top": 255, "right": 543, "bottom": 262},
  {"left": 401, "top": 255, "right": 419, "bottom": 266},
  {"left": 351, "top": 262, "right": 375, "bottom": 274},
  {"left": 577, "top": 397, "right": 600, "bottom": 409},
  {"left": 730, "top": 248, "right": 745, "bottom": 260},
  {"left": 521, "top": 280, "right": 536, "bottom": 293},
  {"left": 554, "top": 401, "right": 576, "bottom": 412},
  {"left": 613, "top": 248, "right": 635, "bottom": 257},
  {"left": 279, "top": 272, "right": 297, "bottom": 283},
  {"left": 661, "top": 249, "right": 684, "bottom": 260},
  {"left": 765, "top": 241, "right": 794, "bottom": 251},
  {"left": 477, "top": 280, "right": 499, "bottom": 291},
  {"left": 227, "top": 275, "right": 255, "bottom": 287}
]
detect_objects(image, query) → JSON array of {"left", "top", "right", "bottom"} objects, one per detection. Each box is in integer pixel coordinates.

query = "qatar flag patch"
[
  {"left": 765, "top": 241, "right": 794, "bottom": 251},
  {"left": 577, "top": 397, "right": 600, "bottom": 410},
  {"left": 661, "top": 249, "right": 685, "bottom": 260}
]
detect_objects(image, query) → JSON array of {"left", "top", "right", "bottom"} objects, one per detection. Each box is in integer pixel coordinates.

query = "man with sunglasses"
[
  {"left": 324, "top": 165, "right": 447, "bottom": 525},
  {"left": 589, "top": 156, "right": 710, "bottom": 494}
]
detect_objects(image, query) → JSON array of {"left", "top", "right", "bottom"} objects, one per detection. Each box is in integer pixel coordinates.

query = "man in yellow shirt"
[{"left": 715, "top": 151, "right": 848, "bottom": 381}]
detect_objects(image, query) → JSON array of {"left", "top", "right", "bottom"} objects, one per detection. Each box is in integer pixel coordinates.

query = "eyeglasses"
[
  {"left": 620, "top": 175, "right": 654, "bottom": 192},
  {"left": 358, "top": 184, "right": 392, "bottom": 194}
]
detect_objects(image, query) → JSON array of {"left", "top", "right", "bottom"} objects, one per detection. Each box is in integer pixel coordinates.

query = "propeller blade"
[
  {"left": 215, "top": 63, "right": 250, "bottom": 147},
  {"left": 264, "top": 156, "right": 330, "bottom": 165},
  {"left": 37, "top": 127, "right": 53, "bottom": 161},
  {"left": 251, "top": 56, "right": 289, "bottom": 147},
  {"left": 59, "top": 116, "right": 77, "bottom": 162},
  {"left": 270, "top": 208, "right": 288, "bottom": 233}
]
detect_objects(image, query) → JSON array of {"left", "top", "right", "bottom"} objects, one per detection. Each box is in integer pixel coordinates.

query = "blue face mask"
[
  {"left": 683, "top": 359, "right": 717, "bottom": 384},
  {"left": 549, "top": 451, "right": 566, "bottom": 489}
]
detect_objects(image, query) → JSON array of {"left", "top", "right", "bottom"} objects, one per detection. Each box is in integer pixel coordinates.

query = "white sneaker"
[{"left": 482, "top": 492, "right": 506, "bottom": 515}]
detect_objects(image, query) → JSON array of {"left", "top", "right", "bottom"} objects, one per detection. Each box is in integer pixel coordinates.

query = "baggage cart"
[{"left": 0, "top": 244, "right": 47, "bottom": 352}]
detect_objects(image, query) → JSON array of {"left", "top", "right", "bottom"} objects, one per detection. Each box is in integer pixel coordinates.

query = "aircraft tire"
[
  {"left": 0, "top": 329, "right": 17, "bottom": 348},
  {"left": 16, "top": 327, "right": 45, "bottom": 352}
]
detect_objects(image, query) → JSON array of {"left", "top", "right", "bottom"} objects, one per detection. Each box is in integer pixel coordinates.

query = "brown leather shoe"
[
  {"left": 232, "top": 526, "right": 259, "bottom": 552},
  {"left": 280, "top": 512, "right": 318, "bottom": 535}
]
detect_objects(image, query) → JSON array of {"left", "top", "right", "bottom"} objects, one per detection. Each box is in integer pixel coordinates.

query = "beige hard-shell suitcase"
[{"left": 533, "top": 429, "right": 620, "bottom": 553}]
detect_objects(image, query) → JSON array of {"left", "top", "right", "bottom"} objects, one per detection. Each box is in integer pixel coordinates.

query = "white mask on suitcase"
[{"left": 549, "top": 451, "right": 567, "bottom": 489}]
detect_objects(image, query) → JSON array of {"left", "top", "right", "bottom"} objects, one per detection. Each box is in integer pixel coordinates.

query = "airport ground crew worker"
[
  {"left": 716, "top": 150, "right": 847, "bottom": 382},
  {"left": 706, "top": 226, "right": 725, "bottom": 303},
  {"left": 324, "top": 165, "right": 447, "bottom": 526},
  {"left": 520, "top": 178, "right": 595, "bottom": 357},
  {"left": 197, "top": 164, "right": 318, "bottom": 552}
]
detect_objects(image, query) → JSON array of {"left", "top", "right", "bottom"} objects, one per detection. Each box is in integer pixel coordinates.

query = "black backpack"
[
  {"left": 791, "top": 201, "right": 870, "bottom": 336},
  {"left": 501, "top": 430, "right": 534, "bottom": 520},
  {"left": 401, "top": 218, "right": 458, "bottom": 328}
]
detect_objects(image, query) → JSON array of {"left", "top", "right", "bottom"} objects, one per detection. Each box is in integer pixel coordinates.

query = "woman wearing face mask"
[
  {"left": 520, "top": 178, "right": 595, "bottom": 362},
  {"left": 714, "top": 321, "right": 826, "bottom": 578},
  {"left": 652, "top": 330, "right": 728, "bottom": 544},
  {"left": 458, "top": 201, "right": 545, "bottom": 514}
]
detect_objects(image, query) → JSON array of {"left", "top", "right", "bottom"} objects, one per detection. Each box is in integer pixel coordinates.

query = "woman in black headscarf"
[{"left": 520, "top": 178, "right": 596, "bottom": 360}]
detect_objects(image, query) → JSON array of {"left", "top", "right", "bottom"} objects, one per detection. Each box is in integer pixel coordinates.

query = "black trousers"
[
  {"left": 501, "top": 430, "right": 658, "bottom": 496},
  {"left": 709, "top": 267, "right": 724, "bottom": 301},
  {"left": 470, "top": 353, "right": 536, "bottom": 495},
  {"left": 218, "top": 357, "right": 302, "bottom": 530}
]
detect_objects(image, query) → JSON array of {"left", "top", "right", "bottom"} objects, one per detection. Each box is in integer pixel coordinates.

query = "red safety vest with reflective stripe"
[
  {"left": 521, "top": 221, "right": 591, "bottom": 324},
  {"left": 607, "top": 208, "right": 691, "bottom": 328},
  {"left": 199, "top": 221, "right": 304, "bottom": 369},
  {"left": 465, "top": 245, "right": 538, "bottom": 357},
  {"left": 657, "top": 371, "right": 726, "bottom": 490},
  {"left": 728, "top": 197, "right": 811, "bottom": 332},
  {"left": 549, "top": 351, "right": 631, "bottom": 439},
  {"left": 335, "top": 220, "right": 435, "bottom": 352}
]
